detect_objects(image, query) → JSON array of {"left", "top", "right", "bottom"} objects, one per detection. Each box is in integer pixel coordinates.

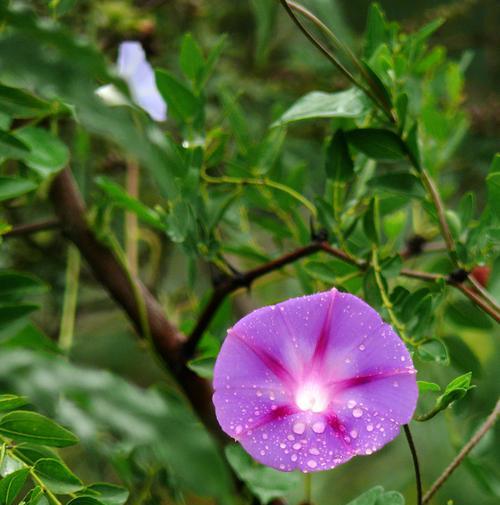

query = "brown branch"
[
  {"left": 4, "top": 218, "right": 60, "bottom": 238},
  {"left": 49, "top": 168, "right": 223, "bottom": 441},
  {"left": 401, "top": 269, "right": 500, "bottom": 323},
  {"left": 422, "top": 398, "right": 500, "bottom": 504},
  {"left": 186, "top": 244, "right": 500, "bottom": 357}
]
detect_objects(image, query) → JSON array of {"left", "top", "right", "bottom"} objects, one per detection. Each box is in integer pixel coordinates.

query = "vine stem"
[
  {"left": 59, "top": 244, "right": 81, "bottom": 353},
  {"left": 202, "top": 171, "right": 317, "bottom": 218},
  {"left": 419, "top": 169, "right": 456, "bottom": 259},
  {"left": 371, "top": 246, "right": 415, "bottom": 345},
  {"left": 126, "top": 160, "right": 140, "bottom": 277},
  {"left": 423, "top": 399, "right": 500, "bottom": 504},
  {"left": 403, "top": 425, "right": 423, "bottom": 505},
  {"left": 304, "top": 472, "right": 312, "bottom": 505}
]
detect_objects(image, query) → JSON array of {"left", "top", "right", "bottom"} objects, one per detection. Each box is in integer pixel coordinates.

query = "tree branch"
[
  {"left": 185, "top": 243, "right": 500, "bottom": 357},
  {"left": 422, "top": 398, "right": 500, "bottom": 504},
  {"left": 3, "top": 218, "right": 60, "bottom": 238},
  {"left": 49, "top": 168, "right": 223, "bottom": 441}
]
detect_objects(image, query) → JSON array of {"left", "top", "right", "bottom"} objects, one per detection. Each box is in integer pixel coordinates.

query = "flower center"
[{"left": 295, "top": 382, "right": 329, "bottom": 413}]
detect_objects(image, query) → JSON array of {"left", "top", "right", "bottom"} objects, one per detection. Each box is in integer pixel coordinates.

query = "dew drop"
[
  {"left": 312, "top": 421, "right": 326, "bottom": 434},
  {"left": 293, "top": 422, "right": 306, "bottom": 435},
  {"left": 350, "top": 430, "right": 358, "bottom": 439},
  {"left": 347, "top": 400, "right": 357, "bottom": 409},
  {"left": 293, "top": 443, "right": 301, "bottom": 450},
  {"left": 352, "top": 408, "right": 363, "bottom": 418},
  {"left": 235, "top": 425, "right": 243, "bottom": 435},
  {"left": 307, "top": 459, "right": 317, "bottom": 469},
  {"left": 367, "top": 424, "right": 374, "bottom": 432},
  {"left": 309, "top": 448, "right": 320, "bottom": 456},
  {"left": 291, "top": 454, "right": 298, "bottom": 462},
  {"left": 256, "top": 390, "right": 263, "bottom": 397},
  {"left": 287, "top": 434, "right": 295, "bottom": 441},
  {"left": 359, "top": 344, "right": 366, "bottom": 351},
  {"left": 365, "top": 448, "right": 373, "bottom": 455},
  {"left": 260, "top": 450, "right": 266, "bottom": 456}
]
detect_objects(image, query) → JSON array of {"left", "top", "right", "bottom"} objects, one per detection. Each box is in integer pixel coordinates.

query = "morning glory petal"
[{"left": 213, "top": 289, "right": 418, "bottom": 472}]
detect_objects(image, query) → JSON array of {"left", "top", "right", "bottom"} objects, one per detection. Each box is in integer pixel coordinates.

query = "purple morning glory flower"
[
  {"left": 97, "top": 41, "right": 167, "bottom": 122},
  {"left": 213, "top": 288, "right": 418, "bottom": 472}
]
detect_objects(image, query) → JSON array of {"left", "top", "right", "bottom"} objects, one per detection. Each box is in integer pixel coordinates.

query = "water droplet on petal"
[
  {"left": 365, "top": 448, "right": 373, "bottom": 455},
  {"left": 291, "top": 454, "right": 298, "bottom": 462},
  {"left": 367, "top": 424, "right": 374, "bottom": 432},
  {"left": 359, "top": 344, "right": 366, "bottom": 351},
  {"left": 312, "top": 421, "right": 326, "bottom": 434},
  {"left": 307, "top": 459, "right": 317, "bottom": 469},
  {"left": 350, "top": 430, "right": 358, "bottom": 439},
  {"left": 235, "top": 425, "right": 243, "bottom": 435},
  {"left": 280, "top": 443, "right": 286, "bottom": 449},
  {"left": 347, "top": 400, "right": 357, "bottom": 409},
  {"left": 293, "top": 442, "right": 301, "bottom": 450},
  {"left": 293, "top": 422, "right": 306, "bottom": 435},
  {"left": 352, "top": 408, "right": 363, "bottom": 418},
  {"left": 309, "top": 448, "right": 320, "bottom": 455}
]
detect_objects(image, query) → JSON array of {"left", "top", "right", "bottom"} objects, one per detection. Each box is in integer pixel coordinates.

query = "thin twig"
[
  {"left": 420, "top": 169, "right": 456, "bottom": 258},
  {"left": 468, "top": 275, "right": 500, "bottom": 313},
  {"left": 404, "top": 425, "right": 423, "bottom": 505},
  {"left": 3, "top": 218, "right": 60, "bottom": 238},
  {"left": 422, "top": 398, "right": 500, "bottom": 504}
]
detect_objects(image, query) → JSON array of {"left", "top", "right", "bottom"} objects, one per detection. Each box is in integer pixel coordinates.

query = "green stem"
[
  {"left": 371, "top": 246, "right": 415, "bottom": 345},
  {"left": 419, "top": 169, "right": 456, "bottom": 260},
  {"left": 202, "top": 171, "right": 317, "bottom": 218},
  {"left": 304, "top": 472, "right": 312, "bottom": 505},
  {"left": 403, "top": 425, "right": 423, "bottom": 505},
  {"left": 59, "top": 244, "right": 81, "bottom": 353}
]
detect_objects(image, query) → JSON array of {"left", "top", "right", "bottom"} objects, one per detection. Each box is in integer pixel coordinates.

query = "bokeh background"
[{"left": 2, "top": 1, "right": 499, "bottom": 504}]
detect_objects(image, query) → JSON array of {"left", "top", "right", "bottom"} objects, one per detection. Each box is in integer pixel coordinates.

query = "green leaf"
[
  {"left": 417, "top": 381, "right": 441, "bottom": 393},
  {"left": 0, "top": 395, "right": 28, "bottom": 412},
  {"left": 33, "top": 459, "right": 83, "bottom": 495},
  {"left": 225, "top": 445, "right": 300, "bottom": 504},
  {"left": 273, "top": 88, "right": 367, "bottom": 127},
  {"left": 0, "top": 177, "right": 37, "bottom": 202},
  {"left": 155, "top": 69, "right": 201, "bottom": 123},
  {"left": 187, "top": 356, "right": 216, "bottom": 380},
  {"left": 436, "top": 372, "right": 475, "bottom": 412},
  {"left": 486, "top": 154, "right": 500, "bottom": 218},
  {"left": 0, "top": 131, "right": 30, "bottom": 159},
  {"left": 180, "top": 33, "right": 205, "bottom": 87},
  {"left": 0, "top": 84, "right": 50, "bottom": 118},
  {"left": 0, "top": 411, "right": 78, "bottom": 447},
  {"left": 0, "top": 468, "right": 29, "bottom": 505},
  {"left": 304, "top": 261, "right": 338, "bottom": 284},
  {"left": 364, "top": 4, "right": 390, "bottom": 59},
  {"left": 406, "top": 122, "right": 422, "bottom": 170},
  {"left": 0, "top": 304, "right": 39, "bottom": 327},
  {"left": 95, "top": 177, "right": 164, "bottom": 230},
  {"left": 13, "top": 127, "right": 69, "bottom": 177},
  {"left": 367, "top": 172, "right": 423, "bottom": 197},
  {"left": 363, "top": 196, "right": 381, "bottom": 244},
  {"left": 345, "top": 486, "right": 384, "bottom": 505},
  {"left": 376, "top": 490, "right": 405, "bottom": 505},
  {"left": 250, "top": 0, "right": 278, "bottom": 66},
  {"left": 346, "top": 129, "right": 407, "bottom": 161},
  {"left": 417, "top": 339, "right": 449, "bottom": 364},
  {"left": 446, "top": 299, "right": 493, "bottom": 330},
  {"left": 77, "top": 484, "right": 129, "bottom": 505},
  {"left": 23, "top": 486, "right": 49, "bottom": 505},
  {"left": 0, "top": 271, "right": 46, "bottom": 299},
  {"left": 67, "top": 498, "right": 106, "bottom": 505},
  {"left": 325, "top": 130, "right": 354, "bottom": 182}
]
